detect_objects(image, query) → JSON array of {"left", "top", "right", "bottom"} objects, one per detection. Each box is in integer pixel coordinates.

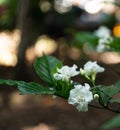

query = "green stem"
[
  {"left": 91, "top": 74, "right": 96, "bottom": 87},
  {"left": 89, "top": 103, "right": 120, "bottom": 113}
]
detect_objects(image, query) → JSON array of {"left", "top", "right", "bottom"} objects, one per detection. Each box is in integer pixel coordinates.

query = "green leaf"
[
  {"left": 74, "top": 32, "right": 98, "bottom": 48},
  {"left": 98, "top": 90, "right": 109, "bottom": 106},
  {"left": 110, "top": 98, "right": 120, "bottom": 103},
  {"left": 0, "top": 79, "right": 24, "bottom": 86},
  {"left": 18, "top": 82, "right": 55, "bottom": 95},
  {"left": 109, "top": 37, "right": 120, "bottom": 52},
  {"left": 96, "top": 85, "right": 120, "bottom": 106},
  {"left": 99, "top": 85, "right": 120, "bottom": 98},
  {"left": 0, "top": 79, "right": 55, "bottom": 95},
  {"left": 115, "top": 80, "right": 120, "bottom": 89},
  {"left": 102, "top": 115, "right": 120, "bottom": 130},
  {"left": 34, "top": 54, "right": 63, "bottom": 85}
]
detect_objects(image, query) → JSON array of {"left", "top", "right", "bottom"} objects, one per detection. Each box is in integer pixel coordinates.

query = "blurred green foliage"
[
  {"left": 102, "top": 115, "right": 120, "bottom": 130},
  {"left": 0, "top": 0, "right": 17, "bottom": 29},
  {"left": 68, "top": 30, "right": 120, "bottom": 53}
]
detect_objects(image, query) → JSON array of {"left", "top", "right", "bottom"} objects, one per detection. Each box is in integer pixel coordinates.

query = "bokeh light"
[
  {"left": 54, "top": 0, "right": 72, "bottom": 13},
  {"left": 89, "top": 51, "right": 120, "bottom": 64},
  {"left": 39, "top": 0, "right": 51, "bottom": 13},
  {"left": 85, "top": 0, "right": 104, "bottom": 14},
  {"left": 0, "top": 29, "right": 20, "bottom": 66},
  {"left": 22, "top": 123, "right": 56, "bottom": 130},
  {"left": 113, "top": 24, "right": 120, "bottom": 37},
  {"left": 25, "top": 35, "right": 57, "bottom": 63}
]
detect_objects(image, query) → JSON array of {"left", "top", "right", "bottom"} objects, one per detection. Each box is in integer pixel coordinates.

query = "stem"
[
  {"left": 89, "top": 103, "right": 120, "bottom": 113},
  {"left": 105, "top": 107, "right": 120, "bottom": 114},
  {"left": 89, "top": 104, "right": 104, "bottom": 109},
  {"left": 91, "top": 79, "right": 95, "bottom": 87},
  {"left": 91, "top": 74, "right": 96, "bottom": 87},
  {"left": 99, "top": 101, "right": 120, "bottom": 114}
]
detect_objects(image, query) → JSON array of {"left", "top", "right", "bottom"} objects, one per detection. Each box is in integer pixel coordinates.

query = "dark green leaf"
[
  {"left": 97, "top": 84, "right": 120, "bottom": 106},
  {"left": 0, "top": 79, "right": 55, "bottom": 95},
  {"left": 18, "top": 82, "right": 55, "bottom": 95},
  {"left": 102, "top": 115, "right": 120, "bottom": 130},
  {"left": 99, "top": 85, "right": 120, "bottom": 98},
  {"left": 98, "top": 90, "right": 109, "bottom": 106},
  {"left": 34, "top": 54, "right": 62, "bottom": 85},
  {"left": 109, "top": 37, "right": 120, "bottom": 52},
  {"left": 115, "top": 80, "right": 120, "bottom": 89},
  {"left": 0, "top": 79, "right": 24, "bottom": 86},
  {"left": 74, "top": 32, "right": 98, "bottom": 47}
]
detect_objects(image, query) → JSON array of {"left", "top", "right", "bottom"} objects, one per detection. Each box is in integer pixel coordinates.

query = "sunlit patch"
[
  {"left": 10, "top": 91, "right": 31, "bottom": 107},
  {"left": 100, "top": 52, "right": 120, "bottom": 64},
  {"left": 102, "top": 2, "right": 116, "bottom": 14},
  {"left": 0, "top": 0, "right": 6, "bottom": 5},
  {"left": 39, "top": 0, "right": 51, "bottom": 12},
  {"left": 0, "top": 29, "right": 20, "bottom": 66},
  {"left": 54, "top": 0, "right": 72, "bottom": 13},
  {"left": 25, "top": 35, "right": 57, "bottom": 63},
  {"left": 25, "top": 46, "right": 35, "bottom": 64},
  {"left": 85, "top": 0, "right": 104, "bottom": 14},
  {"left": 22, "top": 123, "right": 56, "bottom": 130},
  {"left": 89, "top": 51, "right": 120, "bottom": 64},
  {"left": 113, "top": 24, "right": 120, "bottom": 37},
  {"left": 68, "top": 47, "right": 81, "bottom": 60},
  {"left": 35, "top": 35, "right": 57, "bottom": 55}
]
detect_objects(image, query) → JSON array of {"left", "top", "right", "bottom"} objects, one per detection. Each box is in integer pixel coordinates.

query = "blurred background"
[{"left": 0, "top": 0, "right": 120, "bottom": 130}]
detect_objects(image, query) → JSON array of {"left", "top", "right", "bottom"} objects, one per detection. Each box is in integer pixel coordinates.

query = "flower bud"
[
  {"left": 80, "top": 68, "right": 86, "bottom": 76},
  {"left": 93, "top": 94, "right": 99, "bottom": 100}
]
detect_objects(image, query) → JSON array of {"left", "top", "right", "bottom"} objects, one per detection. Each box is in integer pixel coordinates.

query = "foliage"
[
  {"left": 71, "top": 31, "right": 98, "bottom": 49},
  {"left": 0, "top": 0, "right": 17, "bottom": 29},
  {"left": 69, "top": 26, "right": 120, "bottom": 53},
  {"left": 102, "top": 115, "right": 120, "bottom": 130}
]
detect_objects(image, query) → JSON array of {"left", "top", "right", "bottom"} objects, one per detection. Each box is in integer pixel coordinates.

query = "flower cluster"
[
  {"left": 94, "top": 26, "right": 113, "bottom": 52},
  {"left": 53, "top": 61, "right": 105, "bottom": 112}
]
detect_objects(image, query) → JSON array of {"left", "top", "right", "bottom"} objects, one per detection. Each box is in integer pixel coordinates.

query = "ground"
[{"left": 0, "top": 94, "right": 118, "bottom": 130}]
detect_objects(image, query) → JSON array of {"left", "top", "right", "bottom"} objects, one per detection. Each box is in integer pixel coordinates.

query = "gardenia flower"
[
  {"left": 80, "top": 61, "right": 105, "bottom": 76},
  {"left": 53, "top": 64, "right": 80, "bottom": 81},
  {"left": 68, "top": 83, "right": 93, "bottom": 112}
]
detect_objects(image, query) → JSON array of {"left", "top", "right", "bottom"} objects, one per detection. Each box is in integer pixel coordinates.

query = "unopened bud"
[
  {"left": 80, "top": 68, "right": 86, "bottom": 76},
  {"left": 93, "top": 94, "right": 99, "bottom": 100}
]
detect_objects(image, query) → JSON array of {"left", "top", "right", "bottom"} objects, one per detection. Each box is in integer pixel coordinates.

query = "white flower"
[
  {"left": 80, "top": 61, "right": 105, "bottom": 76},
  {"left": 53, "top": 64, "right": 80, "bottom": 81},
  {"left": 68, "top": 83, "right": 93, "bottom": 112},
  {"left": 94, "top": 26, "right": 111, "bottom": 38},
  {"left": 94, "top": 26, "right": 113, "bottom": 52},
  {"left": 96, "top": 36, "right": 113, "bottom": 52}
]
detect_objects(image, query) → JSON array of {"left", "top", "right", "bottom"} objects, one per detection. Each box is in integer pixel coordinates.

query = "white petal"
[{"left": 76, "top": 102, "right": 88, "bottom": 112}]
